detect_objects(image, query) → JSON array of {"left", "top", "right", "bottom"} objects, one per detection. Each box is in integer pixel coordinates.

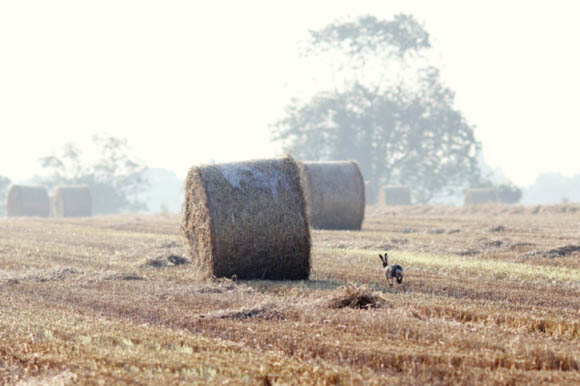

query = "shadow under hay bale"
[
  {"left": 327, "top": 284, "right": 389, "bottom": 309},
  {"left": 5, "top": 185, "right": 50, "bottom": 217},
  {"left": 299, "top": 160, "right": 365, "bottom": 230},
  {"left": 379, "top": 185, "right": 411, "bottom": 206},
  {"left": 52, "top": 185, "right": 92, "bottom": 217},
  {"left": 464, "top": 188, "right": 498, "bottom": 205},
  {"left": 182, "top": 155, "right": 311, "bottom": 280}
]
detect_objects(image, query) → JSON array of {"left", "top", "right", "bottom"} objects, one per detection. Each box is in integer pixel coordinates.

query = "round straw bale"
[
  {"left": 299, "top": 160, "right": 365, "bottom": 230},
  {"left": 182, "top": 155, "right": 311, "bottom": 280},
  {"left": 464, "top": 188, "right": 498, "bottom": 205},
  {"left": 53, "top": 185, "right": 92, "bottom": 217},
  {"left": 380, "top": 185, "right": 411, "bottom": 206},
  {"left": 5, "top": 185, "right": 50, "bottom": 217}
]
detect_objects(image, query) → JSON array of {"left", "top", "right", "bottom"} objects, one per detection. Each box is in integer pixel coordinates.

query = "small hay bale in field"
[
  {"left": 52, "top": 185, "right": 92, "bottom": 217},
  {"left": 182, "top": 155, "right": 311, "bottom": 280},
  {"left": 379, "top": 185, "right": 411, "bottom": 206},
  {"left": 5, "top": 185, "right": 50, "bottom": 217},
  {"left": 464, "top": 188, "right": 498, "bottom": 205},
  {"left": 299, "top": 160, "right": 365, "bottom": 230}
]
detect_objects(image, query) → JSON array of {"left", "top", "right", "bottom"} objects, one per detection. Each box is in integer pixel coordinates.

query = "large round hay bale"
[
  {"left": 5, "top": 185, "right": 50, "bottom": 217},
  {"left": 53, "top": 185, "right": 92, "bottom": 217},
  {"left": 464, "top": 188, "right": 498, "bottom": 205},
  {"left": 299, "top": 161, "right": 365, "bottom": 230},
  {"left": 182, "top": 156, "right": 311, "bottom": 280},
  {"left": 379, "top": 185, "right": 411, "bottom": 206}
]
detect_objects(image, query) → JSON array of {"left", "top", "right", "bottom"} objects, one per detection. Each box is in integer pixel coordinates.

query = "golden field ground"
[{"left": 2, "top": 204, "right": 580, "bottom": 385}]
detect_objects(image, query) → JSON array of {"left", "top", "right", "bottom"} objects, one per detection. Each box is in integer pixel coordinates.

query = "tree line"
[
  {"left": 1, "top": 14, "right": 523, "bottom": 209},
  {"left": 0, "top": 135, "right": 149, "bottom": 215},
  {"left": 272, "top": 14, "right": 521, "bottom": 203}
]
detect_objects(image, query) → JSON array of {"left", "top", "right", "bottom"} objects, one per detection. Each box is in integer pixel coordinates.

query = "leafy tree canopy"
[
  {"left": 273, "top": 14, "right": 483, "bottom": 203},
  {"left": 39, "top": 135, "right": 149, "bottom": 214}
]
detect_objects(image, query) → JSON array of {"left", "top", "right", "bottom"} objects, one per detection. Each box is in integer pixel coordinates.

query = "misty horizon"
[{"left": 2, "top": 1, "right": 580, "bottom": 200}]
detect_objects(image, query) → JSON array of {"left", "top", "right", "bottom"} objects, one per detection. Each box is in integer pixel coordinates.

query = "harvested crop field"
[{"left": 2, "top": 204, "right": 580, "bottom": 384}]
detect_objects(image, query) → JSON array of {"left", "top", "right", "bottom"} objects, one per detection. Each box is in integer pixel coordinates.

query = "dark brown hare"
[{"left": 378, "top": 252, "right": 404, "bottom": 286}]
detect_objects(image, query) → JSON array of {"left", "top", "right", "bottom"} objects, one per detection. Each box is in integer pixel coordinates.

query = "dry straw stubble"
[
  {"left": 182, "top": 155, "right": 311, "bottom": 280},
  {"left": 5, "top": 185, "right": 50, "bottom": 217},
  {"left": 299, "top": 160, "right": 365, "bottom": 230},
  {"left": 52, "top": 185, "right": 92, "bottom": 217}
]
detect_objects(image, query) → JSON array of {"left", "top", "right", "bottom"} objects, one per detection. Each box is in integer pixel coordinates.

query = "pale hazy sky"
[{"left": 1, "top": 1, "right": 579, "bottom": 187}]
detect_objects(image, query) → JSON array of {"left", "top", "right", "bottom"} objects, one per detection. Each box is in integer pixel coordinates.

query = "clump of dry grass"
[
  {"left": 379, "top": 185, "right": 411, "bottom": 205},
  {"left": 327, "top": 284, "right": 389, "bottom": 309},
  {"left": 52, "top": 185, "right": 92, "bottom": 217},
  {"left": 5, "top": 185, "right": 50, "bottom": 217},
  {"left": 299, "top": 160, "right": 365, "bottom": 230},
  {"left": 182, "top": 156, "right": 311, "bottom": 280}
]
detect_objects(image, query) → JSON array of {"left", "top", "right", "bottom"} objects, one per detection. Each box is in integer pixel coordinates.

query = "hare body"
[{"left": 379, "top": 253, "right": 404, "bottom": 286}]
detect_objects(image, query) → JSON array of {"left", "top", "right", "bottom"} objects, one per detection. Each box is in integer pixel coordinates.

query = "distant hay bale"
[
  {"left": 5, "top": 185, "right": 50, "bottom": 217},
  {"left": 464, "top": 188, "right": 498, "bottom": 205},
  {"left": 299, "top": 161, "right": 365, "bottom": 230},
  {"left": 182, "top": 155, "right": 311, "bottom": 280},
  {"left": 365, "top": 181, "right": 378, "bottom": 205},
  {"left": 52, "top": 185, "right": 92, "bottom": 217},
  {"left": 379, "top": 185, "right": 411, "bottom": 206}
]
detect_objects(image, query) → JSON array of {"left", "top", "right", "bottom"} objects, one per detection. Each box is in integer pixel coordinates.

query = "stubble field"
[{"left": 2, "top": 204, "right": 580, "bottom": 385}]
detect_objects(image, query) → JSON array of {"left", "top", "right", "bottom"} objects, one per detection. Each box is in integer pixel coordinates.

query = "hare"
[{"left": 378, "top": 252, "right": 404, "bottom": 286}]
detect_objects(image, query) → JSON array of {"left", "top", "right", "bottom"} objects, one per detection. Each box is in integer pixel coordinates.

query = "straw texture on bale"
[
  {"left": 5, "top": 185, "right": 50, "bottom": 217},
  {"left": 380, "top": 185, "right": 411, "bottom": 206},
  {"left": 299, "top": 161, "right": 365, "bottom": 230},
  {"left": 182, "top": 156, "right": 311, "bottom": 280},
  {"left": 53, "top": 185, "right": 92, "bottom": 217},
  {"left": 464, "top": 188, "right": 498, "bottom": 205}
]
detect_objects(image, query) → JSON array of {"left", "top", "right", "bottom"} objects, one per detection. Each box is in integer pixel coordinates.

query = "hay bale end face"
[
  {"left": 299, "top": 161, "right": 365, "bottom": 230},
  {"left": 182, "top": 156, "right": 311, "bottom": 280},
  {"left": 464, "top": 188, "right": 498, "bottom": 205},
  {"left": 5, "top": 185, "right": 50, "bottom": 217},
  {"left": 53, "top": 185, "right": 92, "bottom": 217},
  {"left": 379, "top": 185, "right": 411, "bottom": 206}
]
